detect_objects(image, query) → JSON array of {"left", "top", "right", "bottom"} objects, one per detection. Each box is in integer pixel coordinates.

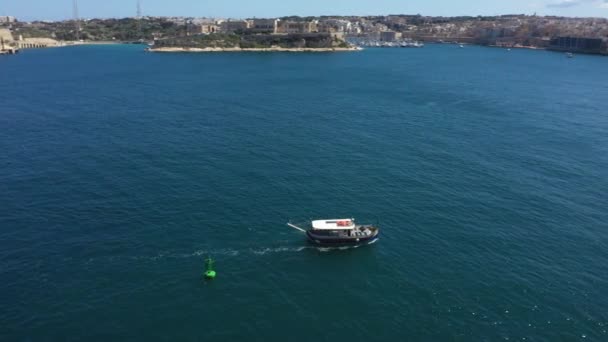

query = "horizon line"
[{"left": 10, "top": 12, "right": 608, "bottom": 23}]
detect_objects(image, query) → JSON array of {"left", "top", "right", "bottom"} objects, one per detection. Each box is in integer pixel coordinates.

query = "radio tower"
[
  {"left": 136, "top": 0, "right": 142, "bottom": 18},
  {"left": 73, "top": 0, "right": 81, "bottom": 41}
]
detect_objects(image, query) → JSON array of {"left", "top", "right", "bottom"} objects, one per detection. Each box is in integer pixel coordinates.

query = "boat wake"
[
  {"left": 251, "top": 246, "right": 313, "bottom": 255},
  {"left": 316, "top": 238, "right": 379, "bottom": 252},
  {"left": 169, "top": 239, "right": 380, "bottom": 258},
  {"left": 132, "top": 245, "right": 316, "bottom": 260},
  {"left": 75, "top": 239, "right": 380, "bottom": 264},
  {"left": 182, "top": 243, "right": 376, "bottom": 256}
]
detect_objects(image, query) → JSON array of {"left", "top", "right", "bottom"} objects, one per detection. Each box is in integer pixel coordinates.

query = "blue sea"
[{"left": 1, "top": 44, "right": 607, "bottom": 341}]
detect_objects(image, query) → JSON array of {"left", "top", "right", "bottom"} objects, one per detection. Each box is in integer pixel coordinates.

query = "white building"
[{"left": 0, "top": 16, "right": 17, "bottom": 23}]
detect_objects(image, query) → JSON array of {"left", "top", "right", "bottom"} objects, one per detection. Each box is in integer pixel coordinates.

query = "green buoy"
[{"left": 204, "top": 257, "right": 216, "bottom": 280}]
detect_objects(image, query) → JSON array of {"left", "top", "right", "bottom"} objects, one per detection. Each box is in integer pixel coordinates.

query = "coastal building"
[
  {"left": 249, "top": 19, "right": 279, "bottom": 34},
  {"left": 315, "top": 23, "right": 345, "bottom": 40},
  {"left": 317, "top": 22, "right": 333, "bottom": 34},
  {"left": 188, "top": 18, "right": 220, "bottom": 34},
  {"left": 319, "top": 19, "right": 353, "bottom": 33},
  {"left": 277, "top": 21, "right": 317, "bottom": 34},
  {"left": 380, "top": 31, "right": 397, "bottom": 42},
  {"left": 221, "top": 20, "right": 250, "bottom": 33},
  {"left": 0, "top": 16, "right": 16, "bottom": 24},
  {"left": 189, "top": 24, "right": 219, "bottom": 34}
]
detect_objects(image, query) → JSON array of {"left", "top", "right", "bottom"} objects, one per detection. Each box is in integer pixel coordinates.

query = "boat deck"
[{"left": 308, "top": 225, "right": 378, "bottom": 239}]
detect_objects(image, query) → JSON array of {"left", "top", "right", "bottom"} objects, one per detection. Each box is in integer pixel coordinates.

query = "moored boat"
[{"left": 290, "top": 219, "right": 379, "bottom": 246}]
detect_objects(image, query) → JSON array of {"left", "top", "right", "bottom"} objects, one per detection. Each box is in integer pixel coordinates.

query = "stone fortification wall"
[
  {"left": 0, "top": 28, "right": 14, "bottom": 43},
  {"left": 18, "top": 37, "right": 61, "bottom": 48}
]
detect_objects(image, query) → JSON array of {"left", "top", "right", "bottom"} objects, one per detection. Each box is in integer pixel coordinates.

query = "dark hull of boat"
[{"left": 306, "top": 231, "right": 379, "bottom": 246}]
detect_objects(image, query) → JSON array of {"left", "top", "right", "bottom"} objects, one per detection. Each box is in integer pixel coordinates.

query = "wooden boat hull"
[{"left": 306, "top": 230, "right": 379, "bottom": 246}]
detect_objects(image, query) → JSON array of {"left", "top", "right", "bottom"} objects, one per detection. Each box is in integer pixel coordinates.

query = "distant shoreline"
[
  {"left": 40, "top": 41, "right": 123, "bottom": 48},
  {"left": 64, "top": 41, "right": 125, "bottom": 46},
  {"left": 486, "top": 44, "right": 545, "bottom": 51},
  {"left": 148, "top": 46, "right": 362, "bottom": 53}
]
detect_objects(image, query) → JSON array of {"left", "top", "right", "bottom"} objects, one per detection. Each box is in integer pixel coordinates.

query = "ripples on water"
[
  {"left": 74, "top": 239, "right": 379, "bottom": 263},
  {"left": 1, "top": 45, "right": 607, "bottom": 341}
]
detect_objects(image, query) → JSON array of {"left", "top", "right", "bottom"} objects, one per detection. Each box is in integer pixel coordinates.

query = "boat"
[
  {"left": 289, "top": 219, "right": 379, "bottom": 246},
  {"left": 566, "top": 52, "right": 574, "bottom": 58},
  {"left": 459, "top": 44, "right": 465, "bottom": 48},
  {"left": 401, "top": 41, "right": 425, "bottom": 48},
  {"left": 353, "top": 39, "right": 424, "bottom": 49}
]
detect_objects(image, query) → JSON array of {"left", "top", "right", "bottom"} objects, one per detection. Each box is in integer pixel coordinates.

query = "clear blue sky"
[{"left": 3, "top": 0, "right": 608, "bottom": 21}]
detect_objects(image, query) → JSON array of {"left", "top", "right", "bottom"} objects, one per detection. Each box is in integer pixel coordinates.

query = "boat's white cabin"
[{"left": 312, "top": 219, "right": 355, "bottom": 230}]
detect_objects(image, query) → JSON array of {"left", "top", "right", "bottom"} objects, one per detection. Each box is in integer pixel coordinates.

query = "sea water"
[{"left": 1, "top": 44, "right": 607, "bottom": 341}]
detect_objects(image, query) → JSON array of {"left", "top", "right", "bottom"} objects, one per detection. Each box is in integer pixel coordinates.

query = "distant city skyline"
[{"left": 3, "top": 0, "right": 608, "bottom": 21}]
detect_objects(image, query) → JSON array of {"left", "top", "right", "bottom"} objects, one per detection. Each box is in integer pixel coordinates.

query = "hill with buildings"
[
  {"left": 2, "top": 14, "right": 607, "bottom": 54},
  {"left": 153, "top": 32, "right": 348, "bottom": 50}
]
